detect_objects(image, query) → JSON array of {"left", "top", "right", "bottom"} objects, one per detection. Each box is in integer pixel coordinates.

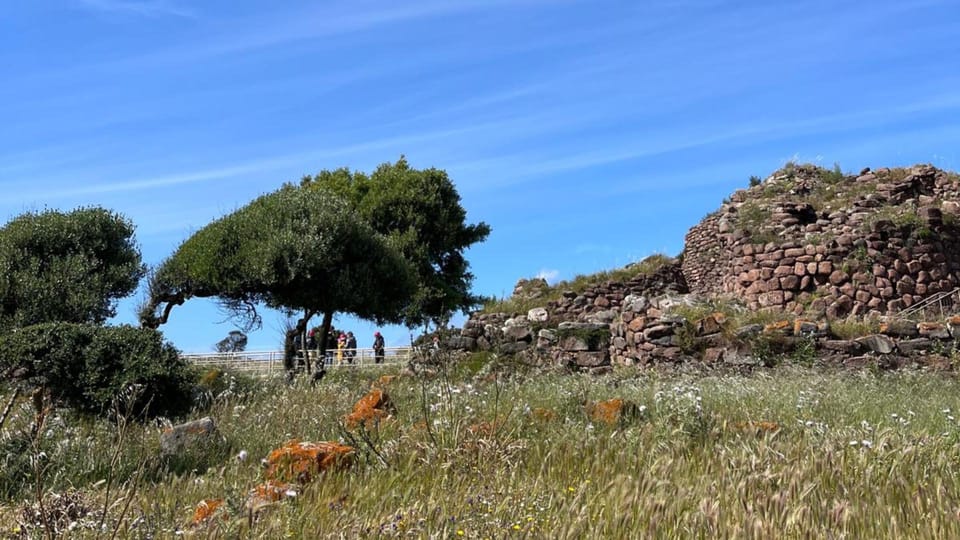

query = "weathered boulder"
[
  {"left": 527, "top": 307, "right": 549, "bottom": 323},
  {"left": 880, "top": 319, "right": 919, "bottom": 338},
  {"left": 918, "top": 322, "right": 950, "bottom": 339},
  {"left": 585, "top": 398, "right": 640, "bottom": 425},
  {"left": 264, "top": 440, "right": 355, "bottom": 484},
  {"left": 623, "top": 294, "right": 649, "bottom": 313},
  {"left": 344, "top": 389, "right": 394, "bottom": 429},
  {"left": 560, "top": 335, "right": 591, "bottom": 351},
  {"left": 570, "top": 351, "right": 609, "bottom": 368},
  {"left": 503, "top": 325, "right": 533, "bottom": 342},
  {"left": 855, "top": 334, "right": 896, "bottom": 355},
  {"left": 897, "top": 338, "right": 934, "bottom": 355},
  {"left": 160, "top": 417, "right": 223, "bottom": 458}
]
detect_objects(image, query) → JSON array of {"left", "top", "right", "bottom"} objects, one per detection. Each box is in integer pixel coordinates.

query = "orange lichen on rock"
[
  {"left": 264, "top": 440, "right": 355, "bottom": 484},
  {"left": 344, "top": 389, "right": 395, "bottom": 429},
  {"left": 190, "top": 498, "right": 225, "bottom": 526},
  {"left": 585, "top": 398, "right": 633, "bottom": 425},
  {"left": 764, "top": 320, "right": 792, "bottom": 334},
  {"left": 246, "top": 481, "right": 297, "bottom": 512},
  {"left": 530, "top": 407, "right": 557, "bottom": 423}
]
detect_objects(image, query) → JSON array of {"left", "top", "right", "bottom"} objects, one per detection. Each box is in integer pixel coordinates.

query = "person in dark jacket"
[
  {"left": 346, "top": 331, "right": 357, "bottom": 364},
  {"left": 373, "top": 331, "right": 385, "bottom": 364}
]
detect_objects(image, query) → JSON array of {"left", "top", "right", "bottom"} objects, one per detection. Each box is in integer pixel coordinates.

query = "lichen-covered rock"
[
  {"left": 190, "top": 498, "right": 226, "bottom": 527},
  {"left": 246, "top": 480, "right": 298, "bottom": 513},
  {"left": 264, "top": 440, "right": 355, "bottom": 484},
  {"left": 344, "top": 389, "right": 394, "bottom": 429},
  {"left": 585, "top": 398, "right": 640, "bottom": 425},
  {"left": 160, "top": 416, "right": 223, "bottom": 458}
]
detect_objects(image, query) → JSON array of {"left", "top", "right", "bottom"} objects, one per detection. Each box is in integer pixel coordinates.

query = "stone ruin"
[
  {"left": 683, "top": 164, "right": 960, "bottom": 317},
  {"left": 451, "top": 164, "right": 960, "bottom": 372}
]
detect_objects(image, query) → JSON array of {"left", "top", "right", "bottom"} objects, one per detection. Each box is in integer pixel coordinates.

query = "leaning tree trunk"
[
  {"left": 317, "top": 311, "right": 334, "bottom": 361},
  {"left": 283, "top": 311, "right": 315, "bottom": 373}
]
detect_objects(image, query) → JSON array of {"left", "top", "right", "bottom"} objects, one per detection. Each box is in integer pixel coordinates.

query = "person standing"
[
  {"left": 336, "top": 332, "right": 347, "bottom": 365},
  {"left": 346, "top": 331, "right": 357, "bottom": 364},
  {"left": 373, "top": 331, "right": 385, "bottom": 364}
]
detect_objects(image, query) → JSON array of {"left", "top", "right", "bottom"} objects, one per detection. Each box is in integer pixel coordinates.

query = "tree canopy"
[
  {"left": 0, "top": 208, "right": 193, "bottom": 419},
  {"left": 216, "top": 330, "right": 248, "bottom": 353},
  {"left": 0, "top": 207, "right": 145, "bottom": 333},
  {"left": 141, "top": 184, "right": 417, "bottom": 367},
  {"left": 301, "top": 158, "right": 491, "bottom": 328}
]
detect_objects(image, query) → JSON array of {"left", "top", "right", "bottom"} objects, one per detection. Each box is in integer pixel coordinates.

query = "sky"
[{"left": 2, "top": 0, "right": 959, "bottom": 353}]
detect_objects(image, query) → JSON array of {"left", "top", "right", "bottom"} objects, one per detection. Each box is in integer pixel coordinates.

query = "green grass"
[
  {"left": 6, "top": 363, "right": 960, "bottom": 537},
  {"left": 482, "top": 254, "right": 675, "bottom": 315}
]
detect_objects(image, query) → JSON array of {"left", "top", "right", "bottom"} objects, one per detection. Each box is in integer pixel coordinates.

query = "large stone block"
[
  {"left": 855, "top": 334, "right": 896, "bottom": 354},
  {"left": 160, "top": 417, "right": 223, "bottom": 458},
  {"left": 527, "top": 307, "right": 549, "bottom": 323}
]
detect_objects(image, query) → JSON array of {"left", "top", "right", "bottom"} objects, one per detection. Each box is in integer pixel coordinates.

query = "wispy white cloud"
[
  {"left": 77, "top": 0, "right": 195, "bottom": 18},
  {"left": 535, "top": 269, "right": 560, "bottom": 284}
]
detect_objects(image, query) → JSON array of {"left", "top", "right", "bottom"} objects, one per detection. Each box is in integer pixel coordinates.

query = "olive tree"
[
  {"left": 0, "top": 208, "right": 193, "bottom": 419},
  {"left": 141, "top": 184, "right": 416, "bottom": 370},
  {"left": 301, "top": 157, "right": 491, "bottom": 328},
  {"left": 0, "top": 207, "right": 145, "bottom": 332}
]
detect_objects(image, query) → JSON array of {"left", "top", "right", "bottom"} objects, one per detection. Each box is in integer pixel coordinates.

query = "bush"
[{"left": 0, "top": 323, "right": 194, "bottom": 419}]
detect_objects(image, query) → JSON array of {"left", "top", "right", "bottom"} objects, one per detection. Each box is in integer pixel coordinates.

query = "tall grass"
[{"left": 4, "top": 365, "right": 960, "bottom": 537}]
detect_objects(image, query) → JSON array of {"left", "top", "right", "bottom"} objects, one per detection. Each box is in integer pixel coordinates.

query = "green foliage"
[
  {"left": 144, "top": 184, "right": 416, "bottom": 329},
  {"left": 819, "top": 162, "right": 845, "bottom": 184},
  {"left": 0, "top": 208, "right": 144, "bottom": 333},
  {"left": 215, "top": 330, "right": 248, "bottom": 353},
  {"left": 829, "top": 318, "right": 881, "bottom": 340},
  {"left": 0, "top": 323, "right": 194, "bottom": 418},
  {"left": 301, "top": 158, "right": 491, "bottom": 327},
  {"left": 748, "top": 175, "right": 762, "bottom": 187},
  {"left": 734, "top": 202, "right": 776, "bottom": 244}
]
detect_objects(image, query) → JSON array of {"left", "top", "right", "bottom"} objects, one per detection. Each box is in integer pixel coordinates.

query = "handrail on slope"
[{"left": 898, "top": 287, "right": 960, "bottom": 319}]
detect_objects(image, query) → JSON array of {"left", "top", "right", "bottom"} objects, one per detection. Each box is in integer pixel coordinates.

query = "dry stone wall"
[{"left": 682, "top": 165, "right": 960, "bottom": 318}]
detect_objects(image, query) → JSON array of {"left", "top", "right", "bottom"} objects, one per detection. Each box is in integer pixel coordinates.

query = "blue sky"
[{"left": 2, "top": 0, "right": 959, "bottom": 352}]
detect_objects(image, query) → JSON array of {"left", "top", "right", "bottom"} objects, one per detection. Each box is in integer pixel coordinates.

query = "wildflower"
[
  {"left": 567, "top": 486, "right": 576, "bottom": 493},
  {"left": 236, "top": 450, "right": 248, "bottom": 462},
  {"left": 457, "top": 531, "right": 465, "bottom": 536},
  {"left": 513, "top": 524, "right": 521, "bottom": 530}
]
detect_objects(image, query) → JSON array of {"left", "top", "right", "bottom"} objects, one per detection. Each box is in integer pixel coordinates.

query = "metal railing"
[
  {"left": 896, "top": 287, "right": 960, "bottom": 319},
  {"left": 181, "top": 347, "right": 413, "bottom": 375},
  {"left": 899, "top": 287, "right": 960, "bottom": 320}
]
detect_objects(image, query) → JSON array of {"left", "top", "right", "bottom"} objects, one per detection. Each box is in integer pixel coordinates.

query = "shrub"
[
  {"left": 0, "top": 323, "right": 194, "bottom": 419},
  {"left": 820, "top": 163, "right": 845, "bottom": 184}
]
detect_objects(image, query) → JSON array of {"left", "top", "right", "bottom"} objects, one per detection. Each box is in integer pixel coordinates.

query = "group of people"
[{"left": 295, "top": 328, "right": 387, "bottom": 365}]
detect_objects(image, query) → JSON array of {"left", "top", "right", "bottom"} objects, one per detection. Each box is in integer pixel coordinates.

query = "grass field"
[{"left": 4, "top": 359, "right": 960, "bottom": 538}]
